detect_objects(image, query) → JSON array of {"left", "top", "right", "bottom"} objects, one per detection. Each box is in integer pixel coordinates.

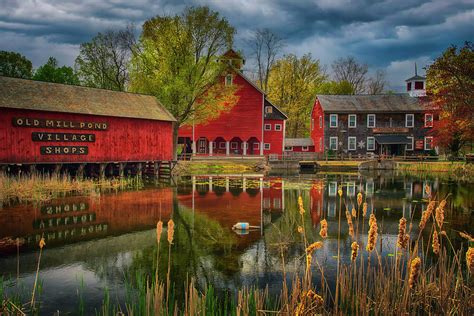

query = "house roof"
[
  {"left": 264, "top": 99, "right": 288, "bottom": 120},
  {"left": 285, "top": 138, "right": 314, "bottom": 147},
  {"left": 316, "top": 94, "right": 424, "bottom": 113},
  {"left": 0, "top": 76, "right": 176, "bottom": 122},
  {"left": 405, "top": 75, "right": 426, "bottom": 82}
]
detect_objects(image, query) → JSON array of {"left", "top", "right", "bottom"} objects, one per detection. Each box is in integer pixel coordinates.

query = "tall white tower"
[{"left": 405, "top": 63, "right": 426, "bottom": 97}]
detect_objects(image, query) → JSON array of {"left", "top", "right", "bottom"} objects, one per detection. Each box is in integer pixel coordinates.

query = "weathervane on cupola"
[{"left": 405, "top": 63, "right": 426, "bottom": 97}]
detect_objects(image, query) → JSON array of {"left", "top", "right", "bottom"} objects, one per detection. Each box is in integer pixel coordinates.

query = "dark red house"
[
  {"left": 0, "top": 76, "right": 176, "bottom": 174},
  {"left": 178, "top": 50, "right": 287, "bottom": 158}
]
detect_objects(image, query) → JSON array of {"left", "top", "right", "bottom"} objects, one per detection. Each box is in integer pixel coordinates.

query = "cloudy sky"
[{"left": 1, "top": 0, "right": 473, "bottom": 91}]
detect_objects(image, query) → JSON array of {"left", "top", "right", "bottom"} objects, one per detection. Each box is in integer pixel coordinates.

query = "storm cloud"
[{"left": 0, "top": 0, "right": 473, "bottom": 90}]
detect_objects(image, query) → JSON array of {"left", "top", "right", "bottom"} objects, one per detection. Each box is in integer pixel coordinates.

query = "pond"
[{"left": 0, "top": 171, "right": 472, "bottom": 314}]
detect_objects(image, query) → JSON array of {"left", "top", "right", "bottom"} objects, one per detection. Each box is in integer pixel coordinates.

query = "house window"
[
  {"left": 302, "top": 146, "right": 309, "bottom": 151},
  {"left": 367, "top": 137, "right": 375, "bottom": 151},
  {"left": 406, "top": 136, "right": 414, "bottom": 151},
  {"left": 225, "top": 74, "right": 233, "bottom": 86},
  {"left": 367, "top": 114, "right": 376, "bottom": 128},
  {"left": 253, "top": 143, "right": 260, "bottom": 150},
  {"left": 329, "top": 114, "right": 338, "bottom": 128},
  {"left": 407, "top": 82, "right": 412, "bottom": 91},
  {"left": 319, "top": 116, "right": 322, "bottom": 128},
  {"left": 275, "top": 124, "right": 282, "bottom": 131},
  {"left": 265, "top": 106, "right": 273, "bottom": 114},
  {"left": 348, "top": 137, "right": 356, "bottom": 151},
  {"left": 424, "top": 137, "right": 433, "bottom": 150},
  {"left": 329, "top": 137, "right": 338, "bottom": 150},
  {"left": 415, "top": 81, "right": 424, "bottom": 89},
  {"left": 264, "top": 124, "right": 271, "bottom": 131},
  {"left": 406, "top": 114, "right": 414, "bottom": 128},
  {"left": 284, "top": 146, "right": 293, "bottom": 151},
  {"left": 264, "top": 143, "right": 271, "bottom": 150},
  {"left": 424, "top": 113, "right": 433, "bottom": 127},
  {"left": 348, "top": 114, "right": 357, "bottom": 128},
  {"left": 231, "top": 142, "right": 238, "bottom": 149}
]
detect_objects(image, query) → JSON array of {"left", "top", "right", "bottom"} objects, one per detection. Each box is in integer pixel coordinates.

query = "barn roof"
[
  {"left": 405, "top": 74, "right": 426, "bottom": 82},
  {"left": 0, "top": 76, "right": 176, "bottom": 122},
  {"left": 285, "top": 138, "right": 314, "bottom": 147},
  {"left": 316, "top": 94, "right": 423, "bottom": 113}
]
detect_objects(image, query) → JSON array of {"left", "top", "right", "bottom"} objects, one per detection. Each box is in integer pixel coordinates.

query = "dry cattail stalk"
[
  {"left": 351, "top": 207, "right": 357, "bottom": 218},
  {"left": 298, "top": 196, "right": 305, "bottom": 214},
  {"left": 362, "top": 202, "right": 367, "bottom": 217},
  {"left": 397, "top": 217, "right": 409, "bottom": 249},
  {"left": 39, "top": 238, "right": 46, "bottom": 249},
  {"left": 419, "top": 201, "right": 436, "bottom": 230},
  {"left": 435, "top": 200, "right": 446, "bottom": 228},
  {"left": 424, "top": 184, "right": 431, "bottom": 197},
  {"left": 298, "top": 226, "right": 304, "bottom": 234},
  {"left": 167, "top": 219, "right": 175, "bottom": 244},
  {"left": 295, "top": 302, "right": 305, "bottom": 316},
  {"left": 345, "top": 210, "right": 354, "bottom": 238},
  {"left": 409, "top": 257, "right": 421, "bottom": 290},
  {"left": 366, "top": 214, "right": 378, "bottom": 252},
  {"left": 306, "top": 241, "right": 323, "bottom": 254},
  {"left": 306, "top": 254, "right": 312, "bottom": 268},
  {"left": 305, "top": 289, "right": 324, "bottom": 307},
  {"left": 357, "top": 192, "right": 363, "bottom": 207},
  {"left": 466, "top": 247, "right": 474, "bottom": 274},
  {"left": 351, "top": 241, "right": 359, "bottom": 261},
  {"left": 459, "top": 232, "right": 474, "bottom": 241},
  {"left": 156, "top": 221, "right": 163, "bottom": 244},
  {"left": 319, "top": 219, "right": 328, "bottom": 239},
  {"left": 432, "top": 230, "right": 440, "bottom": 255},
  {"left": 338, "top": 186, "right": 343, "bottom": 197}
]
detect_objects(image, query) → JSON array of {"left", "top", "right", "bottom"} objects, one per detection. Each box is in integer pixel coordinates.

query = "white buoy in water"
[{"left": 232, "top": 222, "right": 259, "bottom": 230}]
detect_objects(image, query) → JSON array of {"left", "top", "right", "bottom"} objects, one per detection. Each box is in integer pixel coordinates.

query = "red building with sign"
[
  {"left": 178, "top": 50, "right": 287, "bottom": 158},
  {"left": 0, "top": 76, "right": 176, "bottom": 175}
]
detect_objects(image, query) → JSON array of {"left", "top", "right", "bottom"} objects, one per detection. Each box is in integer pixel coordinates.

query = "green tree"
[
  {"left": 129, "top": 6, "right": 239, "bottom": 155},
  {"left": 75, "top": 26, "right": 135, "bottom": 91},
  {"left": 426, "top": 42, "right": 474, "bottom": 157},
  {"left": 267, "top": 53, "right": 327, "bottom": 137},
  {"left": 316, "top": 80, "right": 354, "bottom": 95},
  {"left": 33, "top": 57, "right": 79, "bottom": 85},
  {"left": 0, "top": 50, "right": 32, "bottom": 78}
]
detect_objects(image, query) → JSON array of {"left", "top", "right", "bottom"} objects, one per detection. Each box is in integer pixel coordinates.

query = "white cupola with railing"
[{"left": 405, "top": 63, "right": 426, "bottom": 97}]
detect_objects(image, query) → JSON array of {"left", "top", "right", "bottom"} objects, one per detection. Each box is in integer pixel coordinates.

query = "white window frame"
[
  {"left": 302, "top": 146, "right": 309, "bottom": 152},
  {"left": 329, "top": 137, "right": 338, "bottom": 150},
  {"left": 424, "top": 136, "right": 433, "bottom": 151},
  {"left": 253, "top": 143, "right": 260, "bottom": 150},
  {"left": 367, "top": 136, "right": 375, "bottom": 151},
  {"left": 265, "top": 106, "right": 273, "bottom": 114},
  {"left": 406, "top": 136, "right": 414, "bottom": 151},
  {"left": 329, "top": 114, "right": 338, "bottom": 128},
  {"left": 405, "top": 114, "right": 414, "bottom": 128},
  {"left": 348, "top": 136, "right": 356, "bottom": 151},
  {"left": 367, "top": 114, "right": 376, "bottom": 128},
  {"left": 264, "top": 123, "right": 271, "bottom": 131},
  {"left": 424, "top": 113, "right": 433, "bottom": 127},
  {"left": 225, "top": 74, "right": 233, "bottom": 86},
  {"left": 348, "top": 114, "right": 357, "bottom": 128},
  {"left": 284, "top": 146, "right": 293, "bottom": 151},
  {"left": 274, "top": 124, "right": 282, "bottom": 131},
  {"left": 231, "top": 142, "right": 238, "bottom": 149},
  {"left": 219, "top": 142, "right": 226, "bottom": 149},
  {"left": 264, "top": 143, "right": 271, "bottom": 150},
  {"left": 319, "top": 116, "right": 323, "bottom": 128}
]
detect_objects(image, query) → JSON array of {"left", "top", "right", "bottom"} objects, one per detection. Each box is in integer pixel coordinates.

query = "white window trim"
[
  {"left": 219, "top": 142, "right": 226, "bottom": 149},
  {"left": 406, "top": 114, "right": 414, "bottom": 128},
  {"left": 367, "top": 136, "right": 375, "bottom": 151},
  {"left": 264, "top": 143, "right": 271, "bottom": 150},
  {"left": 348, "top": 136, "right": 357, "bottom": 151},
  {"left": 319, "top": 116, "right": 323, "bottom": 128},
  {"left": 225, "top": 74, "right": 233, "bottom": 86},
  {"left": 302, "top": 146, "right": 309, "bottom": 152},
  {"left": 329, "top": 114, "right": 338, "bottom": 128},
  {"left": 231, "top": 142, "right": 238, "bottom": 149},
  {"left": 406, "top": 136, "right": 414, "bottom": 151},
  {"left": 424, "top": 113, "right": 433, "bottom": 127},
  {"left": 264, "top": 123, "right": 271, "bottom": 131},
  {"left": 348, "top": 114, "right": 357, "bottom": 128},
  {"left": 253, "top": 143, "right": 260, "bottom": 150},
  {"left": 275, "top": 124, "right": 282, "bottom": 131},
  {"left": 424, "top": 136, "right": 433, "bottom": 151},
  {"left": 329, "top": 137, "right": 338, "bottom": 150},
  {"left": 367, "top": 114, "right": 376, "bottom": 128}
]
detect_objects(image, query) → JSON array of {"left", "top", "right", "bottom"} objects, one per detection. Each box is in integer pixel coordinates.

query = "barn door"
[{"left": 198, "top": 138, "right": 208, "bottom": 154}]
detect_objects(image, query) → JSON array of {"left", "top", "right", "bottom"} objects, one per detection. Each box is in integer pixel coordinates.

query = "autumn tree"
[
  {"left": 75, "top": 25, "right": 135, "bottom": 91},
  {"left": 426, "top": 42, "right": 474, "bottom": 157},
  {"left": 267, "top": 53, "right": 327, "bottom": 137},
  {"left": 316, "top": 80, "right": 354, "bottom": 95},
  {"left": 332, "top": 56, "right": 368, "bottom": 94},
  {"left": 129, "top": 6, "right": 239, "bottom": 155},
  {"left": 33, "top": 57, "right": 79, "bottom": 85},
  {"left": 0, "top": 51, "right": 32, "bottom": 79},
  {"left": 250, "top": 28, "right": 284, "bottom": 93}
]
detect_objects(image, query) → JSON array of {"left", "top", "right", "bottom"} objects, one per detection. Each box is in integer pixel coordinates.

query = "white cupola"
[{"left": 405, "top": 63, "right": 426, "bottom": 97}]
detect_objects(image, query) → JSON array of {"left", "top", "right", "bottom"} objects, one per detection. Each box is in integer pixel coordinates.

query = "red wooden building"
[
  {"left": 178, "top": 50, "right": 287, "bottom": 158},
  {"left": 0, "top": 76, "right": 176, "bottom": 175}
]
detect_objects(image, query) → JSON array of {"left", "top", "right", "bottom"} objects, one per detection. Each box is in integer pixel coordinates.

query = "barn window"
[
  {"left": 407, "top": 82, "right": 412, "bottom": 91},
  {"left": 265, "top": 106, "right": 273, "bottom": 114},
  {"left": 329, "top": 114, "right": 338, "bottom": 128},
  {"left": 406, "top": 136, "right": 414, "bottom": 151},
  {"left": 225, "top": 74, "right": 233, "bottom": 86},
  {"left": 424, "top": 137, "right": 433, "bottom": 150},
  {"left": 253, "top": 143, "right": 260, "bottom": 150},
  {"left": 405, "top": 114, "right": 414, "bottom": 128},
  {"left": 348, "top": 137, "right": 356, "bottom": 151},
  {"left": 348, "top": 114, "right": 357, "bottom": 128},
  {"left": 285, "top": 146, "right": 293, "bottom": 151},
  {"left": 415, "top": 81, "right": 424, "bottom": 90},
  {"left": 302, "top": 146, "right": 309, "bottom": 151},
  {"left": 367, "top": 114, "right": 376, "bottom": 128},
  {"left": 264, "top": 124, "right": 271, "bottom": 131},
  {"left": 219, "top": 142, "right": 226, "bottom": 149},
  {"left": 319, "top": 116, "right": 322, "bottom": 128},
  {"left": 329, "top": 137, "right": 338, "bottom": 150},
  {"left": 231, "top": 142, "right": 238, "bottom": 149},
  {"left": 264, "top": 143, "right": 271, "bottom": 150},
  {"left": 275, "top": 124, "right": 282, "bottom": 131},
  {"left": 424, "top": 113, "right": 433, "bottom": 127},
  {"left": 367, "top": 137, "right": 375, "bottom": 151}
]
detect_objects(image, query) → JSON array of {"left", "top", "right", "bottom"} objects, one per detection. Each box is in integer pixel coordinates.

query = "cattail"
[
  {"left": 39, "top": 238, "right": 46, "bottom": 249},
  {"left": 408, "top": 257, "right": 421, "bottom": 290},
  {"left": 351, "top": 207, "right": 357, "bottom": 218},
  {"left": 338, "top": 186, "right": 343, "bottom": 197},
  {"left": 435, "top": 200, "right": 446, "bottom": 229},
  {"left": 357, "top": 192, "right": 363, "bottom": 207},
  {"left": 306, "top": 241, "right": 323, "bottom": 254},
  {"left": 167, "top": 219, "right": 175, "bottom": 244},
  {"left": 345, "top": 210, "right": 354, "bottom": 238},
  {"left": 319, "top": 219, "right": 328, "bottom": 239},
  {"left": 156, "top": 220, "right": 163, "bottom": 244},
  {"left": 297, "top": 226, "right": 304, "bottom": 234},
  {"left": 305, "top": 289, "right": 324, "bottom": 307},
  {"left": 459, "top": 232, "right": 474, "bottom": 241},
  {"left": 419, "top": 201, "right": 436, "bottom": 230},
  {"left": 432, "top": 230, "right": 440, "bottom": 255},
  {"left": 298, "top": 196, "right": 305, "bottom": 214},
  {"left": 362, "top": 202, "right": 368, "bottom": 217},
  {"left": 466, "top": 247, "right": 474, "bottom": 274},
  {"left": 397, "top": 217, "right": 409, "bottom": 249},
  {"left": 351, "top": 241, "right": 359, "bottom": 261},
  {"left": 424, "top": 184, "right": 431, "bottom": 197},
  {"left": 366, "top": 214, "right": 378, "bottom": 252},
  {"left": 306, "top": 254, "right": 312, "bottom": 268}
]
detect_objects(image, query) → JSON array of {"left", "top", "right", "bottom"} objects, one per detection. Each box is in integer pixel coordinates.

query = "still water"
[{"left": 0, "top": 171, "right": 472, "bottom": 314}]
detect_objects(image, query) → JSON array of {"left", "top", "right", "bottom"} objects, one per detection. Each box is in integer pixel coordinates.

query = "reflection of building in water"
[
  {"left": 0, "top": 188, "right": 173, "bottom": 253},
  {"left": 310, "top": 180, "right": 324, "bottom": 227}
]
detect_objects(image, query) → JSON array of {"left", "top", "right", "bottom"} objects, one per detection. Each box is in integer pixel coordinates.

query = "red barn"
[
  {"left": 178, "top": 50, "right": 287, "bottom": 158},
  {"left": 0, "top": 76, "right": 176, "bottom": 175}
]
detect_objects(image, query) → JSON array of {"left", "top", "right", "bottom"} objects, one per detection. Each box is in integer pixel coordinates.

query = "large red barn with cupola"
[{"left": 178, "top": 50, "right": 287, "bottom": 158}]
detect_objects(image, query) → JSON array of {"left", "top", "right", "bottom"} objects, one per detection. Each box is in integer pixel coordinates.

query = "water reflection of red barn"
[{"left": 310, "top": 180, "right": 324, "bottom": 227}]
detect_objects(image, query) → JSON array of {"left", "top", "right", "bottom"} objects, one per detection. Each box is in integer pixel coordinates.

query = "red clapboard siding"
[
  {"left": 311, "top": 99, "right": 325, "bottom": 153},
  {"left": 263, "top": 119, "right": 285, "bottom": 155},
  {"left": 0, "top": 108, "right": 174, "bottom": 163}
]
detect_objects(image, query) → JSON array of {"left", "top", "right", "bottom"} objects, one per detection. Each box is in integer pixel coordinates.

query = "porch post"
[
  {"left": 243, "top": 177, "right": 247, "bottom": 192},
  {"left": 192, "top": 140, "right": 196, "bottom": 156},
  {"left": 260, "top": 142, "right": 264, "bottom": 156},
  {"left": 225, "top": 177, "right": 229, "bottom": 192},
  {"left": 209, "top": 141, "right": 213, "bottom": 156},
  {"left": 209, "top": 176, "right": 213, "bottom": 192},
  {"left": 226, "top": 141, "right": 230, "bottom": 156},
  {"left": 243, "top": 141, "right": 247, "bottom": 156}
]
